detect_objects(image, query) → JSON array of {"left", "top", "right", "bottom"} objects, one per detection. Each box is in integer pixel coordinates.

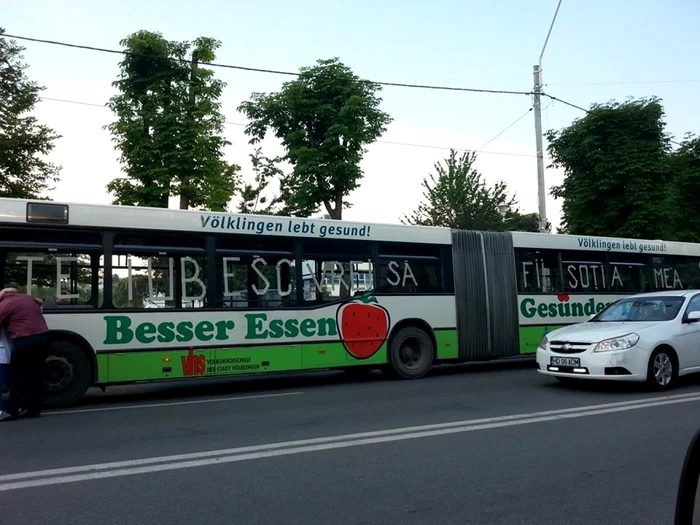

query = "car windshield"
[{"left": 592, "top": 296, "right": 685, "bottom": 322}]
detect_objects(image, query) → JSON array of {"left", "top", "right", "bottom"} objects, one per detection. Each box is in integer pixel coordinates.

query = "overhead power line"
[
  {"left": 5, "top": 33, "right": 533, "bottom": 96},
  {"left": 547, "top": 79, "right": 700, "bottom": 87},
  {"left": 476, "top": 107, "right": 534, "bottom": 152},
  {"left": 541, "top": 93, "right": 588, "bottom": 113},
  {"left": 38, "top": 96, "right": 535, "bottom": 158},
  {"left": 373, "top": 140, "right": 535, "bottom": 158}
]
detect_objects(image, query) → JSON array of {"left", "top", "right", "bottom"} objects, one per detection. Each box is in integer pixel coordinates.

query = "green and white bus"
[{"left": 2, "top": 197, "right": 700, "bottom": 407}]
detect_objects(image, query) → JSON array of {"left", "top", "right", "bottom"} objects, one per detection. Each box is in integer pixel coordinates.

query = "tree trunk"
[
  {"left": 179, "top": 186, "right": 189, "bottom": 210},
  {"left": 322, "top": 192, "right": 343, "bottom": 220}
]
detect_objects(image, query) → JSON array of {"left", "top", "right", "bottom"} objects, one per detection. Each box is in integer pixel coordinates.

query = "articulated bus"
[{"left": 2, "top": 197, "right": 700, "bottom": 407}]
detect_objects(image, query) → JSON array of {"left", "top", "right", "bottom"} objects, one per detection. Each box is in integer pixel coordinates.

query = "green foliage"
[
  {"left": 106, "top": 30, "right": 240, "bottom": 210},
  {"left": 668, "top": 134, "right": 700, "bottom": 243},
  {"left": 402, "top": 149, "right": 544, "bottom": 232},
  {"left": 237, "top": 148, "right": 288, "bottom": 215},
  {"left": 0, "top": 28, "right": 61, "bottom": 198},
  {"left": 507, "top": 212, "right": 550, "bottom": 233},
  {"left": 112, "top": 274, "right": 147, "bottom": 308},
  {"left": 238, "top": 58, "right": 392, "bottom": 219},
  {"left": 548, "top": 97, "right": 673, "bottom": 239}
]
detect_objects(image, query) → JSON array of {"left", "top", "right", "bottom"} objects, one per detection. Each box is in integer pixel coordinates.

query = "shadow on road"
[
  {"left": 39, "top": 356, "right": 700, "bottom": 410},
  {"left": 539, "top": 373, "right": 700, "bottom": 395},
  {"left": 67, "top": 357, "right": 537, "bottom": 409}
]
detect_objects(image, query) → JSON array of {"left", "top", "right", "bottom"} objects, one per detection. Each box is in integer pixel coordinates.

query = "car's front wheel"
[{"left": 646, "top": 347, "right": 678, "bottom": 390}]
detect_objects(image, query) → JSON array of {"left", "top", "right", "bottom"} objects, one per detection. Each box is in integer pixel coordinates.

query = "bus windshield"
[{"left": 592, "top": 297, "right": 685, "bottom": 322}]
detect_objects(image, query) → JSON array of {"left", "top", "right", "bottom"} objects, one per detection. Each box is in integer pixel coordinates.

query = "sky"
[{"left": 3, "top": 0, "right": 699, "bottom": 230}]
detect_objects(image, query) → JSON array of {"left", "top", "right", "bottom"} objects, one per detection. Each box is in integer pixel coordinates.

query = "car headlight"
[
  {"left": 538, "top": 334, "right": 549, "bottom": 350},
  {"left": 594, "top": 333, "right": 639, "bottom": 353}
]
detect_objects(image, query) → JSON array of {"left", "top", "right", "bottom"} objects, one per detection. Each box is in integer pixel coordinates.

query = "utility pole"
[
  {"left": 533, "top": 0, "right": 563, "bottom": 234},
  {"left": 533, "top": 64, "right": 546, "bottom": 233}
]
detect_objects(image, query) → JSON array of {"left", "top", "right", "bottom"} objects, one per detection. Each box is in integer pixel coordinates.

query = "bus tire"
[
  {"left": 387, "top": 326, "right": 434, "bottom": 379},
  {"left": 42, "top": 339, "right": 92, "bottom": 408}
]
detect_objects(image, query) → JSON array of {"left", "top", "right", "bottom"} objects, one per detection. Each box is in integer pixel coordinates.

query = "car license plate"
[{"left": 550, "top": 356, "right": 580, "bottom": 367}]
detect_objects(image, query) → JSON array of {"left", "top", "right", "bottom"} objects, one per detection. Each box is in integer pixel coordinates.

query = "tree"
[
  {"left": 0, "top": 28, "right": 61, "bottom": 198},
  {"left": 238, "top": 58, "right": 392, "bottom": 219},
  {"left": 547, "top": 97, "right": 673, "bottom": 239},
  {"left": 508, "top": 212, "right": 550, "bottom": 233},
  {"left": 668, "top": 134, "right": 700, "bottom": 243},
  {"left": 402, "top": 149, "right": 544, "bottom": 232},
  {"left": 106, "top": 30, "right": 239, "bottom": 210},
  {"left": 237, "top": 148, "right": 287, "bottom": 215}
]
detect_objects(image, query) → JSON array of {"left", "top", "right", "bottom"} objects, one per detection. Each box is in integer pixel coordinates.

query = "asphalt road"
[{"left": 2, "top": 360, "right": 700, "bottom": 525}]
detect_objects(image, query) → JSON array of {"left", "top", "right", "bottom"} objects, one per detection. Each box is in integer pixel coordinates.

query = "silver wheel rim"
[{"left": 653, "top": 353, "right": 673, "bottom": 386}]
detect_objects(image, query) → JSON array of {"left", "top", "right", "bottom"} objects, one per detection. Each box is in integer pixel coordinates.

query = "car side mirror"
[
  {"left": 674, "top": 428, "right": 700, "bottom": 524},
  {"left": 687, "top": 311, "right": 700, "bottom": 323}
]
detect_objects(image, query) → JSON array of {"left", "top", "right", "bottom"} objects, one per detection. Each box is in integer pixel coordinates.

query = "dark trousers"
[
  {"left": 0, "top": 363, "right": 8, "bottom": 393},
  {"left": 2, "top": 334, "right": 50, "bottom": 415}
]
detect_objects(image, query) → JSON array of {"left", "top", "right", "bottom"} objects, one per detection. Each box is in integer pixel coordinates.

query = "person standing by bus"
[
  {"left": 0, "top": 289, "right": 50, "bottom": 422},
  {"left": 0, "top": 326, "right": 10, "bottom": 397},
  {"left": 0, "top": 288, "right": 16, "bottom": 407}
]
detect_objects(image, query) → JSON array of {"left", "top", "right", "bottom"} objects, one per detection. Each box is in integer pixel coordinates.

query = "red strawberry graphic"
[
  {"left": 337, "top": 294, "right": 390, "bottom": 359},
  {"left": 557, "top": 293, "right": 570, "bottom": 302}
]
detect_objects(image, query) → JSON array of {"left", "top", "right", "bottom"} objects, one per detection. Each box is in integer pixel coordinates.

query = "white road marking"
[
  {"left": 47, "top": 391, "right": 304, "bottom": 415},
  {"left": 2, "top": 392, "right": 700, "bottom": 491}
]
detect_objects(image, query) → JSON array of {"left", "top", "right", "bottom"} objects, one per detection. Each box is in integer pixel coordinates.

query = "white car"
[{"left": 536, "top": 291, "right": 700, "bottom": 390}]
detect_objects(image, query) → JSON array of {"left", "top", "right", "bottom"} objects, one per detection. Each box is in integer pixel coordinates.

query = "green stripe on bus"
[
  {"left": 95, "top": 327, "right": 549, "bottom": 385},
  {"left": 99, "top": 342, "right": 383, "bottom": 383},
  {"left": 436, "top": 329, "right": 458, "bottom": 360},
  {"left": 95, "top": 328, "right": 461, "bottom": 384},
  {"left": 519, "top": 325, "right": 564, "bottom": 355}
]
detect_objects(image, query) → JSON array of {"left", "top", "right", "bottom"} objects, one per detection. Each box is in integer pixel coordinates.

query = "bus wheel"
[
  {"left": 42, "top": 340, "right": 92, "bottom": 408},
  {"left": 387, "top": 326, "right": 435, "bottom": 379}
]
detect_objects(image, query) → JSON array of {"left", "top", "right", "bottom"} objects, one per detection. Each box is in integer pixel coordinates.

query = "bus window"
[
  {"left": 301, "top": 258, "right": 374, "bottom": 300},
  {"left": 3, "top": 250, "right": 98, "bottom": 306},
  {"left": 112, "top": 234, "right": 207, "bottom": 309},
  {"left": 215, "top": 255, "right": 295, "bottom": 309},
  {"left": 678, "top": 258, "right": 700, "bottom": 289},
  {"left": 607, "top": 253, "right": 648, "bottom": 293},
  {"left": 111, "top": 253, "right": 179, "bottom": 309},
  {"left": 301, "top": 239, "right": 375, "bottom": 301},
  {"left": 248, "top": 256, "right": 295, "bottom": 308},
  {"left": 377, "top": 243, "right": 444, "bottom": 294},
  {"left": 561, "top": 251, "right": 608, "bottom": 293},
  {"left": 377, "top": 258, "right": 442, "bottom": 294},
  {"left": 217, "top": 255, "right": 249, "bottom": 308},
  {"left": 649, "top": 256, "right": 698, "bottom": 291},
  {"left": 215, "top": 236, "right": 296, "bottom": 309},
  {"left": 514, "top": 249, "right": 560, "bottom": 293}
]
